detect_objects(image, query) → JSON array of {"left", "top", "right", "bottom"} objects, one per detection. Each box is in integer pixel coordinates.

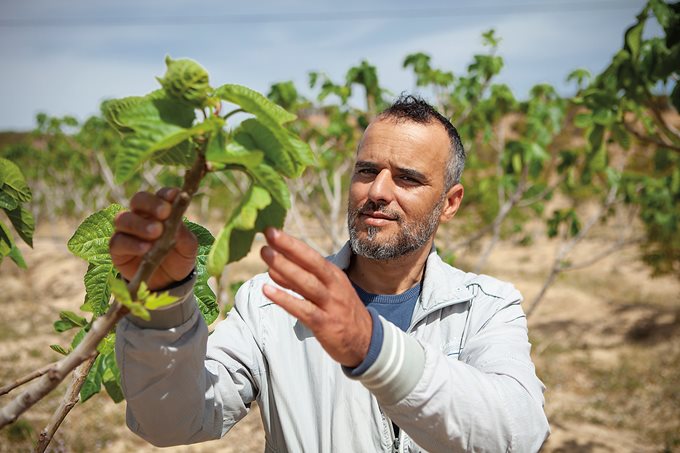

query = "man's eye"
[{"left": 399, "top": 175, "right": 419, "bottom": 184}]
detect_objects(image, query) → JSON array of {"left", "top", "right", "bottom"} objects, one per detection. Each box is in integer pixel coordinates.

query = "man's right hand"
[{"left": 110, "top": 188, "right": 198, "bottom": 291}]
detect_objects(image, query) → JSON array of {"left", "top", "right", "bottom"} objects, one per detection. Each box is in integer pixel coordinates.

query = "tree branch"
[
  {"left": 0, "top": 149, "right": 207, "bottom": 431},
  {"left": 127, "top": 150, "right": 206, "bottom": 297},
  {"left": 93, "top": 151, "right": 127, "bottom": 205},
  {"left": 474, "top": 163, "right": 529, "bottom": 273},
  {"left": 0, "top": 363, "right": 56, "bottom": 397},
  {"left": 34, "top": 356, "right": 97, "bottom": 453},
  {"left": 526, "top": 183, "right": 620, "bottom": 318},
  {"left": 561, "top": 236, "right": 643, "bottom": 272},
  {"left": 622, "top": 119, "right": 680, "bottom": 153},
  {"left": 644, "top": 97, "right": 680, "bottom": 145},
  {"left": 517, "top": 177, "right": 563, "bottom": 208}
]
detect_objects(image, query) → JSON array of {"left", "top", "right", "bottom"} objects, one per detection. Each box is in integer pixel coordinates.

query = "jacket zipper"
[
  {"left": 381, "top": 409, "right": 402, "bottom": 453},
  {"left": 380, "top": 295, "right": 471, "bottom": 452}
]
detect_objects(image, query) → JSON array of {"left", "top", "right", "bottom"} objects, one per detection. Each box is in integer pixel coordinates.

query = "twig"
[
  {"left": 292, "top": 178, "right": 335, "bottom": 240},
  {"left": 644, "top": 95, "right": 680, "bottom": 145},
  {"left": 289, "top": 192, "right": 325, "bottom": 254},
  {"left": 128, "top": 150, "right": 206, "bottom": 297},
  {"left": 93, "top": 151, "right": 127, "bottom": 205},
  {"left": 474, "top": 163, "right": 529, "bottom": 273},
  {"left": 526, "top": 183, "right": 620, "bottom": 318},
  {"left": 517, "top": 177, "right": 563, "bottom": 208},
  {"left": 34, "top": 356, "right": 97, "bottom": 453},
  {"left": 0, "top": 149, "right": 207, "bottom": 431},
  {"left": 0, "top": 363, "right": 56, "bottom": 396},
  {"left": 622, "top": 119, "right": 680, "bottom": 153},
  {"left": 448, "top": 222, "right": 495, "bottom": 252},
  {"left": 0, "top": 300, "right": 124, "bottom": 430},
  {"left": 561, "top": 236, "right": 642, "bottom": 272}
]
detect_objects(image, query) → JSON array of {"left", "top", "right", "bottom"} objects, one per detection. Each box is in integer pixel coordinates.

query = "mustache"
[{"left": 357, "top": 200, "right": 401, "bottom": 221}]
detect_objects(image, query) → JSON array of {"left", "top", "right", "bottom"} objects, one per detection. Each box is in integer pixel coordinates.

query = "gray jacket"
[{"left": 116, "top": 243, "right": 550, "bottom": 452}]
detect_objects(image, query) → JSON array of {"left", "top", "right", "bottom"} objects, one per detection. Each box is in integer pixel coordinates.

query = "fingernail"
[
  {"left": 261, "top": 246, "right": 276, "bottom": 260},
  {"left": 265, "top": 227, "right": 279, "bottom": 240},
  {"left": 156, "top": 204, "right": 169, "bottom": 218}
]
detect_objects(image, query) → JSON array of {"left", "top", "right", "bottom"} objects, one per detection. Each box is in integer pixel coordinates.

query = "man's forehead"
[{"left": 356, "top": 118, "right": 450, "bottom": 166}]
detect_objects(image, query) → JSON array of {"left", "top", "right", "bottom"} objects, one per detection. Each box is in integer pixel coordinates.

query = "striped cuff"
[
  {"left": 344, "top": 317, "right": 425, "bottom": 406},
  {"left": 126, "top": 271, "right": 198, "bottom": 330},
  {"left": 344, "top": 307, "right": 384, "bottom": 376}
]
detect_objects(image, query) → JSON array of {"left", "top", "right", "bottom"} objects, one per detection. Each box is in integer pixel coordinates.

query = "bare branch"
[
  {"left": 448, "top": 222, "right": 495, "bottom": 252},
  {"left": 292, "top": 178, "right": 335, "bottom": 240},
  {"left": 517, "top": 177, "right": 563, "bottom": 208},
  {"left": 93, "top": 151, "right": 127, "bottom": 204},
  {"left": 457, "top": 71, "right": 495, "bottom": 125},
  {"left": 623, "top": 119, "right": 680, "bottom": 153},
  {"left": 0, "top": 301, "right": 124, "bottom": 429},
  {"left": 288, "top": 191, "right": 325, "bottom": 254},
  {"left": 526, "top": 184, "right": 620, "bottom": 318},
  {"left": 0, "top": 363, "right": 56, "bottom": 396},
  {"left": 474, "top": 163, "right": 529, "bottom": 273},
  {"left": 645, "top": 98, "right": 680, "bottom": 145},
  {"left": 34, "top": 356, "right": 97, "bottom": 453},
  {"left": 561, "top": 236, "right": 643, "bottom": 272},
  {"left": 0, "top": 149, "right": 208, "bottom": 430}
]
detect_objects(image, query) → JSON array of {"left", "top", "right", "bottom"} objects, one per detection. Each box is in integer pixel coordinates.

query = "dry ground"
[{"left": 0, "top": 219, "right": 678, "bottom": 452}]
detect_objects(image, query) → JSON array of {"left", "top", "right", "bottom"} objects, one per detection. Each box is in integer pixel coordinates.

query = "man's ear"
[{"left": 440, "top": 183, "right": 464, "bottom": 224}]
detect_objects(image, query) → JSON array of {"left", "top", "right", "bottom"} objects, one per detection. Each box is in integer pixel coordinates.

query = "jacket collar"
[{"left": 328, "top": 242, "right": 472, "bottom": 312}]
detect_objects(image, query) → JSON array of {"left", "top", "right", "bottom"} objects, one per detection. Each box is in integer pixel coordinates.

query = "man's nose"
[{"left": 367, "top": 169, "right": 395, "bottom": 204}]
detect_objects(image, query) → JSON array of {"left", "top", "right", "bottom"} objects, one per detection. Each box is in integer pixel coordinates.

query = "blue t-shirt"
[
  {"left": 348, "top": 281, "right": 421, "bottom": 376},
  {"left": 353, "top": 282, "right": 421, "bottom": 331}
]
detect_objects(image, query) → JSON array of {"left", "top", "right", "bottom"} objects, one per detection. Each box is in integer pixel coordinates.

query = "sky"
[{"left": 0, "top": 0, "right": 657, "bottom": 131}]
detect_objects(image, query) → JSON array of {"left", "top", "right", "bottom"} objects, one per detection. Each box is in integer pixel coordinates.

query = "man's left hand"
[{"left": 260, "top": 227, "right": 372, "bottom": 368}]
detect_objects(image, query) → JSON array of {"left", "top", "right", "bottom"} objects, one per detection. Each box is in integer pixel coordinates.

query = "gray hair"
[{"left": 378, "top": 94, "right": 465, "bottom": 188}]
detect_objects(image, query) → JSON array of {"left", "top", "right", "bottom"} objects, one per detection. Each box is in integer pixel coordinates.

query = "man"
[{"left": 112, "top": 95, "right": 550, "bottom": 452}]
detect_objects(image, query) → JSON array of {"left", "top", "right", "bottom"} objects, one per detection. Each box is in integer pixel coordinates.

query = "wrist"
[{"left": 344, "top": 307, "right": 382, "bottom": 373}]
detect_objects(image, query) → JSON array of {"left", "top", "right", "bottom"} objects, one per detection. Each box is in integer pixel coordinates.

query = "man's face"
[{"left": 347, "top": 118, "right": 453, "bottom": 260}]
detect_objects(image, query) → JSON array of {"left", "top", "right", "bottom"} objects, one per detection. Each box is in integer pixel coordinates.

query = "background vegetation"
[{"left": 0, "top": 1, "right": 678, "bottom": 451}]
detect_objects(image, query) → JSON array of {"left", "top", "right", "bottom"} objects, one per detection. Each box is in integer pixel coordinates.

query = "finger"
[
  {"left": 261, "top": 246, "right": 327, "bottom": 303},
  {"left": 263, "top": 228, "right": 335, "bottom": 284},
  {"left": 174, "top": 224, "right": 198, "bottom": 259},
  {"left": 156, "top": 187, "right": 180, "bottom": 203},
  {"left": 109, "top": 233, "right": 152, "bottom": 261},
  {"left": 262, "top": 283, "right": 324, "bottom": 329},
  {"left": 158, "top": 247, "right": 197, "bottom": 279},
  {"left": 114, "top": 211, "right": 163, "bottom": 241},
  {"left": 130, "top": 191, "right": 173, "bottom": 220}
]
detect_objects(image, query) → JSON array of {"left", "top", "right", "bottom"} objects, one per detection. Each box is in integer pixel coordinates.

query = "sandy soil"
[{"left": 0, "top": 220, "right": 678, "bottom": 452}]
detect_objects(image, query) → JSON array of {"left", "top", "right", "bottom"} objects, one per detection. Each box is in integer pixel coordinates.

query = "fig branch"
[
  {"left": 0, "top": 146, "right": 208, "bottom": 431},
  {"left": 34, "top": 356, "right": 97, "bottom": 453}
]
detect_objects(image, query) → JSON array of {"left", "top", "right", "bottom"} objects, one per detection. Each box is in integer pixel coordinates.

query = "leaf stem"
[{"left": 223, "top": 108, "right": 245, "bottom": 122}]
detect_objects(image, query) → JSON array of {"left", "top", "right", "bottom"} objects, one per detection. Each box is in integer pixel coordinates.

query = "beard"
[{"left": 347, "top": 197, "right": 444, "bottom": 261}]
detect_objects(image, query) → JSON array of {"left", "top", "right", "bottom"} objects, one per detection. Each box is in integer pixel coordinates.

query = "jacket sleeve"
[
  {"left": 115, "top": 277, "right": 265, "bottom": 447},
  {"left": 346, "top": 283, "right": 550, "bottom": 452}
]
